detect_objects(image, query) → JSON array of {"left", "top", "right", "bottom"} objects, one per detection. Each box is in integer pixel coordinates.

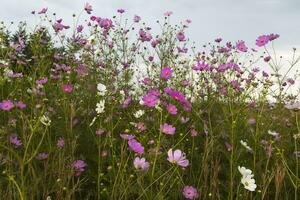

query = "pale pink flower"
[{"left": 167, "top": 149, "right": 189, "bottom": 167}]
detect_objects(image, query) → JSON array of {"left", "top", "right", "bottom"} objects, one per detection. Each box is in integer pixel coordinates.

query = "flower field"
[{"left": 0, "top": 3, "right": 300, "bottom": 200}]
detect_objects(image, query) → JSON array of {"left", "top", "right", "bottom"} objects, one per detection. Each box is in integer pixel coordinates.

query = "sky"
[{"left": 0, "top": 0, "right": 300, "bottom": 57}]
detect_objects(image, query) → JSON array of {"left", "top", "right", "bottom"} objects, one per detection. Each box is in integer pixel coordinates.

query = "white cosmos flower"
[
  {"left": 40, "top": 115, "right": 51, "bottom": 126},
  {"left": 134, "top": 110, "right": 145, "bottom": 118},
  {"left": 268, "top": 130, "right": 279, "bottom": 137},
  {"left": 238, "top": 166, "right": 257, "bottom": 192},
  {"left": 240, "top": 140, "right": 252, "bottom": 152},
  {"left": 97, "top": 83, "right": 107, "bottom": 96},
  {"left": 96, "top": 100, "right": 105, "bottom": 114},
  {"left": 241, "top": 175, "right": 257, "bottom": 191}
]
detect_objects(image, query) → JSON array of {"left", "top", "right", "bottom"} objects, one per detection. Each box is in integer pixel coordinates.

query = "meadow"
[{"left": 0, "top": 3, "right": 300, "bottom": 200}]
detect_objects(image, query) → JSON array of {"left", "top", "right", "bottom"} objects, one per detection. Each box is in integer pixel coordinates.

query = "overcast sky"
[{"left": 0, "top": 0, "right": 300, "bottom": 57}]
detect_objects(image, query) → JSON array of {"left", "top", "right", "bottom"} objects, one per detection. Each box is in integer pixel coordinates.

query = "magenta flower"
[
  {"left": 36, "top": 152, "right": 49, "bottom": 161},
  {"left": 72, "top": 160, "right": 87, "bottom": 176},
  {"left": 268, "top": 33, "right": 280, "bottom": 41},
  {"left": 161, "top": 66, "right": 173, "bottom": 79},
  {"left": 236, "top": 40, "right": 248, "bottom": 52},
  {"left": 62, "top": 84, "right": 73, "bottom": 93},
  {"left": 0, "top": 100, "right": 14, "bottom": 111},
  {"left": 96, "top": 128, "right": 105, "bottom": 136},
  {"left": 191, "top": 129, "right": 198, "bottom": 137},
  {"left": 120, "top": 134, "right": 135, "bottom": 140},
  {"left": 161, "top": 123, "right": 175, "bottom": 135},
  {"left": 167, "top": 149, "right": 189, "bottom": 167},
  {"left": 164, "top": 11, "right": 173, "bottom": 17},
  {"left": 182, "top": 186, "right": 199, "bottom": 199},
  {"left": 142, "top": 94, "right": 159, "bottom": 107},
  {"left": 117, "top": 9, "right": 125, "bottom": 13},
  {"left": 164, "top": 88, "right": 186, "bottom": 103},
  {"left": 38, "top": 8, "right": 47, "bottom": 14},
  {"left": 128, "top": 139, "right": 144, "bottom": 154},
  {"left": 57, "top": 137, "right": 65, "bottom": 148},
  {"left": 36, "top": 77, "right": 48, "bottom": 85},
  {"left": 133, "top": 15, "right": 141, "bottom": 23},
  {"left": 177, "top": 32, "right": 186, "bottom": 41},
  {"left": 256, "top": 35, "right": 270, "bottom": 47},
  {"left": 134, "top": 157, "right": 150, "bottom": 171},
  {"left": 84, "top": 3, "right": 93, "bottom": 14},
  {"left": 9, "top": 135, "right": 22, "bottom": 148},
  {"left": 139, "top": 29, "right": 152, "bottom": 42},
  {"left": 166, "top": 104, "right": 177, "bottom": 115},
  {"left": 15, "top": 101, "right": 26, "bottom": 109}
]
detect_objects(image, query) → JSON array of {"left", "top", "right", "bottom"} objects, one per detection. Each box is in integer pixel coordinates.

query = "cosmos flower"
[
  {"left": 38, "top": 8, "right": 48, "bottom": 14},
  {"left": 167, "top": 149, "right": 189, "bottom": 167},
  {"left": 166, "top": 104, "right": 177, "bottom": 115},
  {"left": 96, "top": 100, "right": 105, "bottom": 114},
  {"left": 97, "top": 83, "right": 107, "bottom": 96},
  {"left": 128, "top": 139, "right": 144, "bottom": 154},
  {"left": 57, "top": 137, "right": 65, "bottom": 148},
  {"left": 240, "top": 140, "right": 253, "bottom": 152},
  {"left": 120, "top": 134, "right": 135, "bottom": 140},
  {"left": 161, "top": 66, "right": 173, "bottom": 79},
  {"left": 62, "top": 84, "right": 73, "bottom": 93},
  {"left": 142, "top": 94, "right": 159, "bottom": 107},
  {"left": 161, "top": 123, "right": 176, "bottom": 135},
  {"left": 84, "top": 3, "right": 93, "bottom": 14},
  {"left": 72, "top": 160, "right": 87, "bottom": 176},
  {"left": 133, "top": 15, "right": 141, "bottom": 23},
  {"left": 0, "top": 100, "right": 14, "bottom": 111},
  {"left": 134, "top": 110, "right": 145, "bottom": 118},
  {"left": 9, "top": 134, "right": 22, "bottom": 148},
  {"left": 236, "top": 40, "right": 248, "bottom": 52},
  {"left": 133, "top": 157, "right": 150, "bottom": 171},
  {"left": 40, "top": 115, "right": 51, "bottom": 126},
  {"left": 256, "top": 35, "right": 270, "bottom": 47},
  {"left": 238, "top": 166, "right": 257, "bottom": 191},
  {"left": 15, "top": 101, "right": 26, "bottom": 109},
  {"left": 177, "top": 32, "right": 186, "bottom": 41},
  {"left": 36, "top": 152, "right": 49, "bottom": 161},
  {"left": 139, "top": 29, "right": 152, "bottom": 42},
  {"left": 117, "top": 9, "right": 125, "bottom": 13},
  {"left": 182, "top": 186, "right": 199, "bottom": 199}
]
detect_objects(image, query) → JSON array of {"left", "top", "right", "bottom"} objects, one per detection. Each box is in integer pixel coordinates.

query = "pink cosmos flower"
[
  {"left": 167, "top": 149, "right": 189, "bottom": 167},
  {"left": 57, "top": 137, "right": 65, "bottom": 148},
  {"left": 133, "top": 15, "right": 141, "bottom": 23},
  {"left": 36, "top": 152, "right": 49, "bottom": 161},
  {"left": 182, "top": 186, "right": 199, "bottom": 199},
  {"left": 38, "top": 8, "right": 48, "bottom": 14},
  {"left": 117, "top": 9, "right": 125, "bottom": 13},
  {"left": 268, "top": 33, "right": 279, "bottom": 41},
  {"left": 15, "top": 101, "right": 26, "bottom": 109},
  {"left": 256, "top": 35, "right": 270, "bottom": 47},
  {"left": 139, "top": 29, "right": 152, "bottom": 42},
  {"left": 191, "top": 129, "right": 198, "bottom": 137},
  {"left": 161, "top": 66, "right": 173, "bottom": 79},
  {"left": 164, "top": 11, "right": 173, "bottom": 17},
  {"left": 62, "top": 84, "right": 73, "bottom": 93},
  {"left": 36, "top": 77, "right": 48, "bottom": 85},
  {"left": 128, "top": 139, "right": 144, "bottom": 154},
  {"left": 166, "top": 104, "right": 177, "bottom": 115},
  {"left": 133, "top": 157, "right": 150, "bottom": 171},
  {"left": 142, "top": 94, "right": 159, "bottom": 107},
  {"left": 84, "top": 3, "right": 93, "bottom": 14},
  {"left": 236, "top": 40, "right": 248, "bottom": 52},
  {"left": 177, "top": 32, "right": 186, "bottom": 41},
  {"left": 0, "top": 100, "right": 14, "bottom": 111},
  {"left": 120, "top": 134, "right": 135, "bottom": 140},
  {"left": 9, "top": 135, "right": 22, "bottom": 148},
  {"left": 72, "top": 160, "right": 87, "bottom": 176},
  {"left": 161, "top": 123, "right": 175, "bottom": 135},
  {"left": 164, "top": 88, "right": 186, "bottom": 103}
]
